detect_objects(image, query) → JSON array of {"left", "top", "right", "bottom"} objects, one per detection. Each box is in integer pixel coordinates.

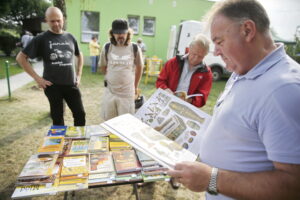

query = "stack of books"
[
  {"left": 88, "top": 136, "right": 109, "bottom": 153},
  {"left": 47, "top": 125, "right": 67, "bottom": 137},
  {"left": 136, "top": 150, "right": 169, "bottom": 182},
  {"left": 109, "top": 134, "right": 132, "bottom": 151},
  {"left": 88, "top": 152, "right": 116, "bottom": 186},
  {"left": 68, "top": 140, "right": 89, "bottom": 156},
  {"left": 65, "top": 126, "right": 86, "bottom": 139},
  {"left": 16, "top": 154, "right": 59, "bottom": 186},
  {"left": 112, "top": 150, "right": 142, "bottom": 182},
  {"left": 85, "top": 125, "right": 110, "bottom": 138},
  {"left": 37, "top": 137, "right": 65, "bottom": 155},
  {"left": 59, "top": 156, "right": 89, "bottom": 186}
]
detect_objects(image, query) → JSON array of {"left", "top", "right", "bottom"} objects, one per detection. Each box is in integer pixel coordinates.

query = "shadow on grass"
[{"left": 0, "top": 113, "right": 51, "bottom": 148}]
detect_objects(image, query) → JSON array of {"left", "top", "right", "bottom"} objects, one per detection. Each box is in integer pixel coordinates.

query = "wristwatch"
[{"left": 207, "top": 167, "right": 219, "bottom": 195}]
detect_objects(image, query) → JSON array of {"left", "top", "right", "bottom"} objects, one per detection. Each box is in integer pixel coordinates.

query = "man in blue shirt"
[{"left": 167, "top": 0, "right": 300, "bottom": 199}]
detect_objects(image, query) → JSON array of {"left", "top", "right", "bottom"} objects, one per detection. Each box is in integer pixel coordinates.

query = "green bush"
[{"left": 0, "top": 29, "right": 19, "bottom": 56}]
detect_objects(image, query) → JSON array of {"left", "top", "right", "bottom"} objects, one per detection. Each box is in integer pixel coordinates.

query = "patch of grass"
[{"left": 0, "top": 56, "right": 23, "bottom": 79}]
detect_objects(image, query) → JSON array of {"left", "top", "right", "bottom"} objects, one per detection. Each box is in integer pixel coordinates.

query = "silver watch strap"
[{"left": 207, "top": 167, "right": 218, "bottom": 195}]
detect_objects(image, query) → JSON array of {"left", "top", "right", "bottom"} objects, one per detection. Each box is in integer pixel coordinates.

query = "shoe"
[{"left": 170, "top": 178, "right": 180, "bottom": 189}]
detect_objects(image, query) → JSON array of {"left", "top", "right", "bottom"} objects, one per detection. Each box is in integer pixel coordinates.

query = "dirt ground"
[{"left": 0, "top": 72, "right": 205, "bottom": 200}]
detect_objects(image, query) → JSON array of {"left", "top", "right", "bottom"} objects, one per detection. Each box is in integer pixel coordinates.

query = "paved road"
[{"left": 0, "top": 61, "right": 43, "bottom": 98}]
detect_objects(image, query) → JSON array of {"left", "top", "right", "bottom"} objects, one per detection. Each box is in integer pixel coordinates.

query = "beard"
[{"left": 116, "top": 37, "right": 125, "bottom": 45}]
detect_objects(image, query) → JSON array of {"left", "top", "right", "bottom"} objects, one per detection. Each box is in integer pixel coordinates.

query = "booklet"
[
  {"left": 101, "top": 114, "right": 197, "bottom": 169},
  {"left": 174, "top": 90, "right": 203, "bottom": 100},
  {"left": 135, "top": 88, "right": 211, "bottom": 155}
]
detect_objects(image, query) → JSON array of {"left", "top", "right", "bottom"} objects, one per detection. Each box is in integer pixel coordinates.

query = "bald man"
[{"left": 16, "top": 7, "right": 86, "bottom": 126}]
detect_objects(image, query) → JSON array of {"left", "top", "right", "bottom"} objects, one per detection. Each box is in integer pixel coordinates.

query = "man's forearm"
[
  {"left": 76, "top": 52, "right": 84, "bottom": 77},
  {"left": 218, "top": 164, "right": 300, "bottom": 200},
  {"left": 135, "top": 64, "right": 142, "bottom": 89},
  {"left": 16, "top": 52, "right": 40, "bottom": 81}
]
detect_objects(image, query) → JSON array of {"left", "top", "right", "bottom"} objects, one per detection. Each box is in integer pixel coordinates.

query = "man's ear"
[{"left": 241, "top": 20, "right": 256, "bottom": 42}]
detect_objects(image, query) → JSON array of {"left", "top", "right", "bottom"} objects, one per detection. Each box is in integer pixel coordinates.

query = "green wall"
[{"left": 66, "top": 0, "right": 213, "bottom": 62}]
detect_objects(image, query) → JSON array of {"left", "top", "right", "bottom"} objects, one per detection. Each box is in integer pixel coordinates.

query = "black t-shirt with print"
[{"left": 23, "top": 30, "right": 80, "bottom": 85}]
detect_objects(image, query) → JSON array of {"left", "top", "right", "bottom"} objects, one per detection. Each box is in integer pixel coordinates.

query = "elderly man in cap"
[{"left": 99, "top": 19, "right": 143, "bottom": 120}]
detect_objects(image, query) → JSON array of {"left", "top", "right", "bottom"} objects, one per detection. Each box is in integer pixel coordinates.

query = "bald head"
[
  {"left": 45, "top": 7, "right": 64, "bottom": 34},
  {"left": 45, "top": 7, "right": 63, "bottom": 19}
]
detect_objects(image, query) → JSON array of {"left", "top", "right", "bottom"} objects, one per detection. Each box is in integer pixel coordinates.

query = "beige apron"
[{"left": 100, "top": 44, "right": 135, "bottom": 120}]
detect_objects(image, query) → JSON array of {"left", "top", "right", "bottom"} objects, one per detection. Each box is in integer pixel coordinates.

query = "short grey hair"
[
  {"left": 189, "top": 33, "right": 210, "bottom": 55},
  {"left": 207, "top": 0, "right": 270, "bottom": 33}
]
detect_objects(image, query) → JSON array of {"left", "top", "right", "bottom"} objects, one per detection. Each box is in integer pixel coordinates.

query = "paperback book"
[
  {"left": 88, "top": 136, "right": 109, "bottom": 153},
  {"left": 85, "top": 125, "right": 110, "bottom": 138},
  {"left": 18, "top": 154, "right": 58, "bottom": 180},
  {"left": 89, "top": 152, "right": 115, "bottom": 174},
  {"left": 61, "top": 156, "right": 89, "bottom": 177},
  {"left": 65, "top": 126, "right": 85, "bottom": 139},
  {"left": 47, "top": 125, "right": 67, "bottom": 137},
  {"left": 69, "top": 140, "right": 89, "bottom": 155},
  {"left": 112, "top": 150, "right": 141, "bottom": 174},
  {"left": 37, "top": 137, "right": 64, "bottom": 155}
]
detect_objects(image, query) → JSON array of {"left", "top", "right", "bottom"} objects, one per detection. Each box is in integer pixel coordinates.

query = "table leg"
[
  {"left": 64, "top": 191, "right": 68, "bottom": 200},
  {"left": 133, "top": 183, "right": 141, "bottom": 200}
]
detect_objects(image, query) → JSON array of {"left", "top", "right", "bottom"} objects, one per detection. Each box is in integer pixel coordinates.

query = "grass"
[
  {"left": 0, "top": 67, "right": 226, "bottom": 200},
  {"left": 0, "top": 56, "right": 23, "bottom": 79}
]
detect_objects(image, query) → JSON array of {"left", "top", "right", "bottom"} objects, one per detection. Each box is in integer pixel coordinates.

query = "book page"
[{"left": 135, "top": 88, "right": 211, "bottom": 155}]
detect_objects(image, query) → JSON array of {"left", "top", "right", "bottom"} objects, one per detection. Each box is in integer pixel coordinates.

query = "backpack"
[{"left": 104, "top": 42, "right": 138, "bottom": 62}]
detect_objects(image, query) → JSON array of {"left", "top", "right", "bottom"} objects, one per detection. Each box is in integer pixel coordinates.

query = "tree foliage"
[{"left": 0, "top": 0, "right": 51, "bottom": 25}]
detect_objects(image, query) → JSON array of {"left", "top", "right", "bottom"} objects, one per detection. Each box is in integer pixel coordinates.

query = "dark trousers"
[{"left": 44, "top": 85, "right": 86, "bottom": 126}]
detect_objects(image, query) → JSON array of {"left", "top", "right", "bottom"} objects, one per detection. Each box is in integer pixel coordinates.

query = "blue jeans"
[{"left": 91, "top": 56, "right": 99, "bottom": 73}]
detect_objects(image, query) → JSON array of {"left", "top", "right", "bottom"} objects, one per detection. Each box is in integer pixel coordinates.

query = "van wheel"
[{"left": 211, "top": 67, "right": 222, "bottom": 81}]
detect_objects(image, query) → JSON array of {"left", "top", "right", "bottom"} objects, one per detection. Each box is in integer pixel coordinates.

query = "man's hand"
[
  {"left": 76, "top": 75, "right": 81, "bottom": 86},
  {"left": 167, "top": 161, "right": 211, "bottom": 192},
  {"left": 35, "top": 77, "right": 52, "bottom": 89},
  {"left": 165, "top": 88, "right": 173, "bottom": 94},
  {"left": 186, "top": 97, "right": 193, "bottom": 104}
]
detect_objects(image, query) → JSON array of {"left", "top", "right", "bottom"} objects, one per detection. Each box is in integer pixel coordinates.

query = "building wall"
[{"left": 65, "top": 0, "right": 213, "bottom": 63}]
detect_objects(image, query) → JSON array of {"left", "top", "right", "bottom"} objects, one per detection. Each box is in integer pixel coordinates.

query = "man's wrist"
[{"left": 207, "top": 167, "right": 219, "bottom": 195}]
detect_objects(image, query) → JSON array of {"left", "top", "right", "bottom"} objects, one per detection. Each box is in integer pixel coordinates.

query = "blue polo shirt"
[{"left": 200, "top": 43, "right": 300, "bottom": 200}]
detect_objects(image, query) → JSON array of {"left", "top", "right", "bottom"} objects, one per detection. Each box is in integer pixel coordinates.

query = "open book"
[
  {"left": 135, "top": 88, "right": 211, "bottom": 155},
  {"left": 174, "top": 90, "right": 203, "bottom": 100},
  {"left": 101, "top": 114, "right": 197, "bottom": 169}
]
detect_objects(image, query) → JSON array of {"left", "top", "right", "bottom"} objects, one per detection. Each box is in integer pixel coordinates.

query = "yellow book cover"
[
  {"left": 69, "top": 140, "right": 89, "bottom": 155},
  {"left": 88, "top": 136, "right": 109, "bottom": 152},
  {"left": 59, "top": 178, "right": 88, "bottom": 185},
  {"left": 65, "top": 126, "right": 85, "bottom": 138},
  {"left": 37, "top": 137, "right": 64, "bottom": 155},
  {"left": 61, "top": 156, "right": 88, "bottom": 177},
  {"left": 18, "top": 154, "right": 58, "bottom": 180}
]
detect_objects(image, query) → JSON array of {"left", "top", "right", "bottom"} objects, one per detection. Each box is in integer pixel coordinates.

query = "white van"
[{"left": 167, "top": 20, "right": 231, "bottom": 81}]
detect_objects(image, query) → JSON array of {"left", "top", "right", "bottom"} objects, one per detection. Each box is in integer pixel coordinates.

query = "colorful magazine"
[
  {"left": 68, "top": 140, "right": 89, "bottom": 155},
  {"left": 37, "top": 137, "right": 64, "bottom": 155},
  {"left": 47, "top": 125, "right": 67, "bottom": 137},
  {"left": 61, "top": 156, "right": 89, "bottom": 177},
  {"left": 65, "top": 126, "right": 85, "bottom": 139},
  {"left": 88, "top": 136, "right": 109, "bottom": 153},
  {"left": 89, "top": 152, "right": 115, "bottom": 174},
  {"left": 112, "top": 150, "right": 141, "bottom": 174},
  {"left": 18, "top": 154, "right": 58, "bottom": 180}
]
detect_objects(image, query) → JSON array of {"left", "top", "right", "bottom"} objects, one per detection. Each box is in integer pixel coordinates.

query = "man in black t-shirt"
[{"left": 16, "top": 7, "right": 85, "bottom": 126}]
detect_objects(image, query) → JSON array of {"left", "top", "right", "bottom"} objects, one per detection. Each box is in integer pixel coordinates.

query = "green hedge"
[{"left": 0, "top": 29, "right": 19, "bottom": 56}]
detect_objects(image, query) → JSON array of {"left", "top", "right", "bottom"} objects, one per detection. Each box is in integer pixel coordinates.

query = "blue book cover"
[{"left": 47, "top": 125, "right": 67, "bottom": 136}]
